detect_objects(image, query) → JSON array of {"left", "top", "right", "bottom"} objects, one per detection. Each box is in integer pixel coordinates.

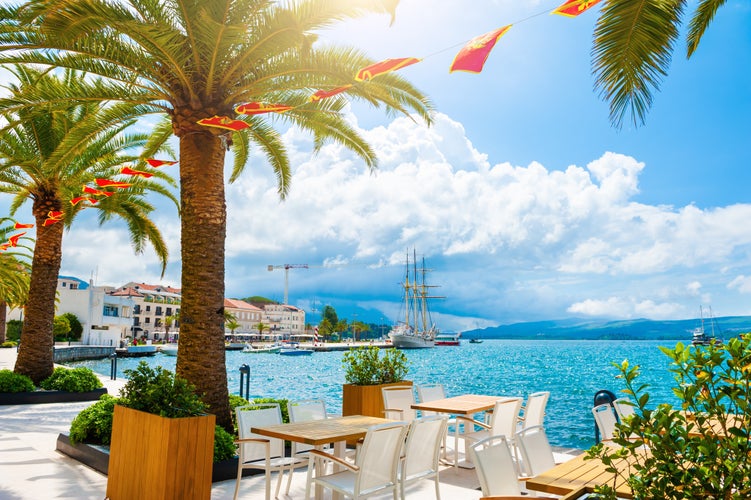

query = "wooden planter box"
[
  {"left": 106, "top": 405, "right": 215, "bottom": 500},
  {"left": 342, "top": 380, "right": 413, "bottom": 418}
]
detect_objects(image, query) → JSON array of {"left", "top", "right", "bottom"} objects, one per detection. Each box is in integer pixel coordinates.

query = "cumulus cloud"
[{"left": 49, "top": 111, "right": 751, "bottom": 327}]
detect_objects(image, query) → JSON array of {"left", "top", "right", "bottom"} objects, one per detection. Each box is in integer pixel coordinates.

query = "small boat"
[
  {"left": 435, "top": 332, "right": 461, "bottom": 346},
  {"left": 691, "top": 306, "right": 722, "bottom": 346},
  {"left": 160, "top": 345, "right": 178, "bottom": 356},
  {"left": 242, "top": 344, "right": 282, "bottom": 354},
  {"left": 468, "top": 338, "right": 483, "bottom": 344},
  {"left": 278, "top": 346, "right": 314, "bottom": 356}
]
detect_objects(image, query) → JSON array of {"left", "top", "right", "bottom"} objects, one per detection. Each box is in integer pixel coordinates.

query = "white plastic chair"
[
  {"left": 469, "top": 435, "right": 523, "bottom": 497},
  {"left": 305, "top": 421, "right": 410, "bottom": 500},
  {"left": 613, "top": 397, "right": 635, "bottom": 421},
  {"left": 382, "top": 385, "right": 417, "bottom": 420},
  {"left": 516, "top": 424, "right": 556, "bottom": 477},
  {"left": 399, "top": 415, "right": 448, "bottom": 500},
  {"left": 592, "top": 403, "right": 618, "bottom": 442},
  {"left": 416, "top": 384, "right": 457, "bottom": 461},
  {"left": 458, "top": 397, "right": 523, "bottom": 467},
  {"left": 519, "top": 391, "right": 550, "bottom": 429},
  {"left": 234, "top": 403, "right": 307, "bottom": 500},
  {"left": 288, "top": 399, "right": 330, "bottom": 456}
]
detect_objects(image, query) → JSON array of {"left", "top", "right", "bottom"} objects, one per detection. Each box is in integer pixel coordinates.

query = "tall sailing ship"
[{"left": 388, "top": 250, "right": 444, "bottom": 349}]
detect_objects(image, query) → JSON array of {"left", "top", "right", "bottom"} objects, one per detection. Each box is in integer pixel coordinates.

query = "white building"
[{"left": 263, "top": 304, "right": 306, "bottom": 338}]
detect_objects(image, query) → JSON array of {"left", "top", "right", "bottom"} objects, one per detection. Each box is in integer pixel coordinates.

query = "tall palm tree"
[
  {"left": 0, "top": 0, "right": 432, "bottom": 429},
  {"left": 0, "top": 67, "right": 176, "bottom": 384},
  {"left": 593, "top": 0, "right": 728, "bottom": 128},
  {"left": 0, "top": 221, "right": 31, "bottom": 344}
]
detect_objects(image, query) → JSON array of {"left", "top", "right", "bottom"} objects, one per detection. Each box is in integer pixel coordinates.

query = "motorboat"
[
  {"left": 242, "top": 344, "right": 282, "bottom": 354},
  {"left": 278, "top": 346, "right": 313, "bottom": 356},
  {"left": 435, "top": 332, "right": 461, "bottom": 346},
  {"left": 159, "top": 345, "right": 178, "bottom": 356},
  {"left": 468, "top": 338, "right": 483, "bottom": 344}
]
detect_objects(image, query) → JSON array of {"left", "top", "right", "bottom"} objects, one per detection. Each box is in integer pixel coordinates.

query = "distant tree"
[
  {"left": 351, "top": 321, "right": 370, "bottom": 342},
  {"left": 243, "top": 296, "right": 276, "bottom": 305},
  {"left": 6, "top": 319, "right": 22, "bottom": 342},
  {"left": 256, "top": 322, "right": 269, "bottom": 338},
  {"left": 61, "top": 313, "right": 82, "bottom": 341},
  {"left": 337, "top": 319, "right": 349, "bottom": 336},
  {"left": 53, "top": 315, "right": 71, "bottom": 342},
  {"left": 318, "top": 318, "right": 334, "bottom": 340},
  {"left": 225, "top": 317, "right": 240, "bottom": 340},
  {"left": 322, "top": 306, "right": 339, "bottom": 328},
  {"left": 164, "top": 312, "right": 180, "bottom": 338}
]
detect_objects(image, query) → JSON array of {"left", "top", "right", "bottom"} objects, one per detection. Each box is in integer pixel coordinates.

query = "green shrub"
[
  {"left": 248, "top": 397, "right": 290, "bottom": 423},
  {"left": 1, "top": 341, "right": 17, "bottom": 348},
  {"left": 214, "top": 425, "right": 236, "bottom": 462},
  {"left": 119, "top": 361, "right": 206, "bottom": 418},
  {"left": 69, "top": 395, "right": 119, "bottom": 445},
  {"left": 342, "top": 346, "right": 409, "bottom": 385},
  {"left": 40, "top": 367, "right": 103, "bottom": 392},
  {"left": 0, "top": 369, "right": 35, "bottom": 393}
]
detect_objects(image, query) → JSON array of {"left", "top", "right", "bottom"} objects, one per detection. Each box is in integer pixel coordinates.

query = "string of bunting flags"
[{"left": 198, "top": 0, "right": 601, "bottom": 131}]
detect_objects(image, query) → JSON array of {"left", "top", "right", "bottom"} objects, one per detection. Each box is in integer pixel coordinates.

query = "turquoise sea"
[{"left": 68, "top": 339, "right": 682, "bottom": 450}]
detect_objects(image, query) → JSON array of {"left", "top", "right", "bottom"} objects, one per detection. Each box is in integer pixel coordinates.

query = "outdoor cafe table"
[
  {"left": 250, "top": 414, "right": 392, "bottom": 500},
  {"left": 411, "top": 394, "right": 509, "bottom": 467},
  {"left": 525, "top": 452, "right": 634, "bottom": 499}
]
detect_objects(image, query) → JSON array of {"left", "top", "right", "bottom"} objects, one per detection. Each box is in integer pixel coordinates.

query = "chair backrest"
[
  {"left": 382, "top": 385, "right": 417, "bottom": 420},
  {"left": 355, "top": 421, "right": 410, "bottom": 494},
  {"left": 613, "top": 398, "right": 635, "bottom": 421},
  {"left": 402, "top": 415, "right": 448, "bottom": 479},
  {"left": 516, "top": 425, "right": 555, "bottom": 477},
  {"left": 415, "top": 384, "right": 447, "bottom": 417},
  {"left": 488, "top": 397, "right": 523, "bottom": 438},
  {"left": 592, "top": 403, "right": 618, "bottom": 441},
  {"left": 235, "top": 403, "right": 284, "bottom": 461},
  {"left": 522, "top": 391, "right": 550, "bottom": 429},
  {"left": 288, "top": 399, "right": 328, "bottom": 454},
  {"left": 469, "top": 435, "right": 522, "bottom": 497}
]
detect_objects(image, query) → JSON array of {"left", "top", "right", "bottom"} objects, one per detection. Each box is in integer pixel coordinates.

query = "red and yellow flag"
[
  {"left": 450, "top": 26, "right": 511, "bottom": 73},
  {"left": 70, "top": 196, "right": 99, "bottom": 206},
  {"left": 7, "top": 232, "right": 25, "bottom": 247},
  {"left": 0, "top": 243, "right": 9, "bottom": 251},
  {"left": 95, "top": 178, "right": 131, "bottom": 189},
  {"left": 552, "top": 0, "right": 602, "bottom": 17},
  {"left": 43, "top": 210, "right": 64, "bottom": 226},
  {"left": 144, "top": 159, "right": 177, "bottom": 168},
  {"left": 121, "top": 166, "right": 153, "bottom": 178},
  {"left": 235, "top": 102, "right": 293, "bottom": 115},
  {"left": 310, "top": 85, "right": 353, "bottom": 102},
  {"left": 197, "top": 116, "right": 250, "bottom": 131},
  {"left": 355, "top": 57, "right": 421, "bottom": 81},
  {"left": 13, "top": 222, "right": 33, "bottom": 229},
  {"left": 83, "top": 185, "right": 115, "bottom": 197}
]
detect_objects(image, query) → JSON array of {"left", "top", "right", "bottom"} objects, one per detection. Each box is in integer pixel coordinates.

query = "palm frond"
[{"left": 686, "top": 0, "right": 726, "bottom": 58}]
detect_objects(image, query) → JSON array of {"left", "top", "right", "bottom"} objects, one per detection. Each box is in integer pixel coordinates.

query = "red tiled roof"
[{"left": 224, "top": 298, "right": 262, "bottom": 311}]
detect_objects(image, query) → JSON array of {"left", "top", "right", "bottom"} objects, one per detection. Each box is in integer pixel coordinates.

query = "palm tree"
[
  {"left": 0, "top": 221, "right": 31, "bottom": 344},
  {"left": 0, "top": 67, "right": 176, "bottom": 384},
  {"left": 592, "top": 0, "right": 728, "bottom": 128},
  {"left": 0, "top": 0, "right": 432, "bottom": 429}
]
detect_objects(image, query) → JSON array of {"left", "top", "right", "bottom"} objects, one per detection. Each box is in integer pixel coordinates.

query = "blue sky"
[{"left": 2, "top": 0, "right": 751, "bottom": 331}]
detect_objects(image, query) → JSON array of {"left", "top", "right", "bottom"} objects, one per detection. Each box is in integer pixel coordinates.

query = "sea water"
[{"left": 68, "top": 339, "right": 682, "bottom": 450}]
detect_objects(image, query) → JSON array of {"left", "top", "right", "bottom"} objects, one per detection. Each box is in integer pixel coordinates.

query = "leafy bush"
[
  {"left": 342, "top": 346, "right": 409, "bottom": 385},
  {"left": 5, "top": 320, "right": 22, "bottom": 341},
  {"left": 1, "top": 341, "right": 17, "bottom": 348},
  {"left": 119, "top": 361, "right": 206, "bottom": 418},
  {"left": 40, "top": 367, "right": 103, "bottom": 392},
  {"left": 0, "top": 369, "right": 34, "bottom": 393},
  {"left": 69, "top": 395, "right": 119, "bottom": 445},
  {"left": 588, "top": 335, "right": 751, "bottom": 499},
  {"left": 214, "top": 425, "right": 236, "bottom": 462},
  {"left": 249, "top": 397, "right": 290, "bottom": 423}
]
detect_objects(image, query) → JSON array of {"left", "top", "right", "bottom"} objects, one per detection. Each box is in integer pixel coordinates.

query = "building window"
[
  {"left": 145, "top": 317, "right": 150, "bottom": 324},
  {"left": 155, "top": 306, "right": 163, "bottom": 316},
  {"left": 70, "top": 283, "right": 78, "bottom": 290},
  {"left": 103, "top": 305, "right": 119, "bottom": 317},
  {"left": 134, "top": 317, "right": 140, "bottom": 326},
  {"left": 145, "top": 305, "right": 151, "bottom": 312},
  {"left": 166, "top": 307, "right": 173, "bottom": 316},
  {"left": 134, "top": 305, "right": 141, "bottom": 314}
]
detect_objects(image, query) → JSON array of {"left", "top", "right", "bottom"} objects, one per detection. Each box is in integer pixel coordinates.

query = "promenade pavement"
[{"left": 0, "top": 347, "right": 488, "bottom": 500}]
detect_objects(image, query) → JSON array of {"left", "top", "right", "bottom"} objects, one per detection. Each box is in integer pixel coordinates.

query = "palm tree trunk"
[
  {"left": 0, "top": 300, "right": 6, "bottom": 344},
  {"left": 176, "top": 131, "right": 231, "bottom": 431},
  {"left": 14, "top": 202, "right": 64, "bottom": 384}
]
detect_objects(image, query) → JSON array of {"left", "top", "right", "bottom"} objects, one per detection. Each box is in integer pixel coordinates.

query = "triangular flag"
[
  {"left": 71, "top": 196, "right": 99, "bottom": 206},
  {"left": 121, "top": 166, "right": 154, "bottom": 178},
  {"left": 552, "top": 0, "right": 602, "bottom": 17},
  {"left": 83, "top": 185, "right": 115, "bottom": 197},
  {"left": 234, "top": 102, "right": 293, "bottom": 115},
  {"left": 7, "top": 232, "right": 25, "bottom": 247},
  {"left": 144, "top": 159, "right": 177, "bottom": 168},
  {"left": 95, "top": 178, "right": 132, "bottom": 189},
  {"left": 450, "top": 26, "right": 511, "bottom": 73},
  {"left": 197, "top": 116, "right": 250, "bottom": 131},
  {"left": 310, "top": 85, "right": 353, "bottom": 102},
  {"left": 13, "top": 222, "right": 34, "bottom": 229},
  {"left": 355, "top": 57, "right": 421, "bottom": 81}
]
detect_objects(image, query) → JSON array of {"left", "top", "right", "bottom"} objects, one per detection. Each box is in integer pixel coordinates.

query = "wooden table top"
[
  {"left": 525, "top": 452, "right": 634, "bottom": 499},
  {"left": 250, "top": 415, "right": 393, "bottom": 446},
  {"left": 410, "top": 394, "right": 509, "bottom": 415}
]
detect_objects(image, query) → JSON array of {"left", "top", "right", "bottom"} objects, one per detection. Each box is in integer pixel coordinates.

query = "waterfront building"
[
  {"left": 224, "top": 298, "right": 263, "bottom": 337},
  {"left": 112, "top": 282, "right": 182, "bottom": 342},
  {"left": 262, "top": 304, "right": 306, "bottom": 339}
]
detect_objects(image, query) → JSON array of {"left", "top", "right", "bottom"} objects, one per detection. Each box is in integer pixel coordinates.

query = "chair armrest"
[
  {"left": 234, "top": 437, "right": 270, "bottom": 444},
  {"left": 456, "top": 416, "right": 490, "bottom": 430},
  {"left": 308, "top": 449, "right": 360, "bottom": 472}
]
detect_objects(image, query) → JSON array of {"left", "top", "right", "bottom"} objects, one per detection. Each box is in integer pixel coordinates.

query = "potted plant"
[
  {"left": 587, "top": 334, "right": 751, "bottom": 499},
  {"left": 0, "top": 366, "right": 107, "bottom": 405},
  {"left": 105, "top": 362, "right": 216, "bottom": 500},
  {"left": 341, "top": 346, "right": 410, "bottom": 418}
]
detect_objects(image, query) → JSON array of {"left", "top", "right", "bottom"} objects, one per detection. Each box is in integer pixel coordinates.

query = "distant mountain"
[{"left": 462, "top": 316, "right": 751, "bottom": 341}]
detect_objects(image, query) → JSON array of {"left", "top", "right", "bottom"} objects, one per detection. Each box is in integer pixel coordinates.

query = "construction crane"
[{"left": 267, "top": 264, "right": 308, "bottom": 305}]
